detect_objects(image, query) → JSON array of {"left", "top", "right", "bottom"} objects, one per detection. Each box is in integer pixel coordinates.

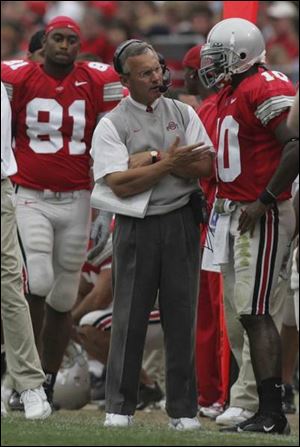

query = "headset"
[
  {"left": 113, "top": 39, "right": 143, "bottom": 74},
  {"left": 157, "top": 52, "right": 172, "bottom": 93},
  {"left": 113, "top": 40, "right": 171, "bottom": 93}
]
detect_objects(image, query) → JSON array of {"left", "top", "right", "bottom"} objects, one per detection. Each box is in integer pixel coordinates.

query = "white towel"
[
  {"left": 213, "top": 214, "right": 231, "bottom": 265},
  {"left": 201, "top": 208, "right": 221, "bottom": 272}
]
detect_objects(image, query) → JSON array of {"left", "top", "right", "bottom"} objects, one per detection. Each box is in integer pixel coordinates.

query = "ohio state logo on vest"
[{"left": 166, "top": 121, "right": 178, "bottom": 131}]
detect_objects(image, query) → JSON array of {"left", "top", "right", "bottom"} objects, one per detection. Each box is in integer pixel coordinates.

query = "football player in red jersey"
[
  {"left": 1, "top": 15, "right": 125, "bottom": 404},
  {"left": 198, "top": 18, "right": 299, "bottom": 434}
]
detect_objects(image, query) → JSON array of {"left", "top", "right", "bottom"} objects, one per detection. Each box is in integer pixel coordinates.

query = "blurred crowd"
[{"left": 1, "top": 1, "right": 299, "bottom": 86}]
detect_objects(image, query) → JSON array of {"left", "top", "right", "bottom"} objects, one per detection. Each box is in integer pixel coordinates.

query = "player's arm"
[
  {"left": 238, "top": 77, "right": 298, "bottom": 236},
  {"left": 262, "top": 120, "right": 299, "bottom": 198},
  {"left": 238, "top": 119, "right": 299, "bottom": 236},
  {"left": 72, "top": 268, "right": 112, "bottom": 324}
]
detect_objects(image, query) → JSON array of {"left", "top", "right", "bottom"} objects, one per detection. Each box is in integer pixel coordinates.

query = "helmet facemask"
[
  {"left": 198, "top": 43, "right": 241, "bottom": 88},
  {"left": 198, "top": 30, "right": 266, "bottom": 89}
]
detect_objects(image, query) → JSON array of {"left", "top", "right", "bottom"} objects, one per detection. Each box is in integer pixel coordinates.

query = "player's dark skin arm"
[
  {"left": 238, "top": 120, "right": 299, "bottom": 236},
  {"left": 266, "top": 122, "right": 299, "bottom": 195}
]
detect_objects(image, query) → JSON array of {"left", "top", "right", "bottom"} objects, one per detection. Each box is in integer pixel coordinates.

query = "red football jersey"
[
  {"left": 214, "top": 68, "right": 295, "bottom": 202},
  {"left": 1, "top": 60, "right": 124, "bottom": 191}
]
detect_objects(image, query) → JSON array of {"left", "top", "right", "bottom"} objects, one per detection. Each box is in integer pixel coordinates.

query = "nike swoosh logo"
[
  {"left": 275, "top": 384, "right": 282, "bottom": 388},
  {"left": 263, "top": 425, "right": 275, "bottom": 432},
  {"left": 75, "top": 81, "right": 88, "bottom": 86},
  {"left": 230, "top": 98, "right": 237, "bottom": 104}
]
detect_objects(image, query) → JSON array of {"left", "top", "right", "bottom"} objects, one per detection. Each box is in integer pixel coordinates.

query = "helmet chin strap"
[{"left": 215, "top": 72, "right": 227, "bottom": 85}]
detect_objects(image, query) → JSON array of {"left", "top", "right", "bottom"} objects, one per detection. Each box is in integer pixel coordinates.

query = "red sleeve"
[
  {"left": 248, "top": 69, "right": 296, "bottom": 132},
  {"left": 1, "top": 60, "right": 33, "bottom": 101},
  {"left": 81, "top": 62, "right": 125, "bottom": 114}
]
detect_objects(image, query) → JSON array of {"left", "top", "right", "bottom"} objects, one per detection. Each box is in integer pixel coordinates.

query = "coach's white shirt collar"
[{"left": 128, "top": 96, "right": 160, "bottom": 112}]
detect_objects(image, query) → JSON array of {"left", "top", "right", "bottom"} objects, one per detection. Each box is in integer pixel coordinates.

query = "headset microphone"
[
  {"left": 157, "top": 52, "right": 171, "bottom": 93},
  {"left": 158, "top": 84, "right": 169, "bottom": 93}
]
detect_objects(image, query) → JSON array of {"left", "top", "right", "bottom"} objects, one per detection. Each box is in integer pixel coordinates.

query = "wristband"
[
  {"left": 286, "top": 137, "right": 299, "bottom": 144},
  {"left": 259, "top": 188, "right": 276, "bottom": 205}
]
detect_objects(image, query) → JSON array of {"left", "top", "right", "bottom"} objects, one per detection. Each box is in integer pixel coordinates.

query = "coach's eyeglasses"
[{"left": 125, "top": 65, "right": 162, "bottom": 80}]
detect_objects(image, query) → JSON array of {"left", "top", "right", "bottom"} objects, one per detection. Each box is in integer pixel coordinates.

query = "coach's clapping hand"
[{"left": 167, "top": 136, "right": 212, "bottom": 167}]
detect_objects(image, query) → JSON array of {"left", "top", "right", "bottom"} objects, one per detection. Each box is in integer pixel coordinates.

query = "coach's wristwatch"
[{"left": 150, "top": 150, "right": 161, "bottom": 164}]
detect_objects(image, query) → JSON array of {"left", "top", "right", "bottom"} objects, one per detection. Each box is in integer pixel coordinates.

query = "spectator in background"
[
  {"left": 266, "top": 1, "right": 299, "bottom": 80},
  {"left": 103, "top": 19, "right": 132, "bottom": 64},
  {"left": 44, "top": 0, "right": 84, "bottom": 23},
  {"left": 26, "top": 29, "right": 45, "bottom": 62},
  {"left": 184, "top": 3, "right": 215, "bottom": 38},
  {"left": 133, "top": 1, "right": 170, "bottom": 37},
  {"left": 80, "top": 8, "right": 114, "bottom": 63},
  {"left": 1, "top": 21, "right": 24, "bottom": 60},
  {"left": 160, "top": 1, "right": 187, "bottom": 34}
]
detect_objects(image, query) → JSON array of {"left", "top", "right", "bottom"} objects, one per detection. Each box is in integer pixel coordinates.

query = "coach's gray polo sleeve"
[{"left": 90, "top": 116, "right": 129, "bottom": 183}]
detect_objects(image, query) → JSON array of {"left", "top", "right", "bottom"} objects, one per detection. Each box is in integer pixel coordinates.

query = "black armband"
[{"left": 259, "top": 188, "right": 277, "bottom": 205}]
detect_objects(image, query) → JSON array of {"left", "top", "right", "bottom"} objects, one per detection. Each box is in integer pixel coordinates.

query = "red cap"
[
  {"left": 45, "top": 16, "right": 81, "bottom": 37},
  {"left": 182, "top": 45, "right": 202, "bottom": 69}
]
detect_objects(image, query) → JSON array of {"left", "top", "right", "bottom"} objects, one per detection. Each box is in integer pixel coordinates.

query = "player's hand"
[
  {"left": 87, "top": 211, "right": 112, "bottom": 262},
  {"left": 238, "top": 200, "right": 269, "bottom": 237}
]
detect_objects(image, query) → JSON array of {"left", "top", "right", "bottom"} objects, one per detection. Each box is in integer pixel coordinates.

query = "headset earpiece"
[
  {"left": 113, "top": 39, "right": 143, "bottom": 74},
  {"left": 157, "top": 52, "right": 171, "bottom": 92}
]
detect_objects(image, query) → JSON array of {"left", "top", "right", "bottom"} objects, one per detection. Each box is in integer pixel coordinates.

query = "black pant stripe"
[
  {"left": 16, "top": 227, "right": 31, "bottom": 295},
  {"left": 252, "top": 214, "right": 266, "bottom": 315},
  {"left": 264, "top": 205, "right": 279, "bottom": 313}
]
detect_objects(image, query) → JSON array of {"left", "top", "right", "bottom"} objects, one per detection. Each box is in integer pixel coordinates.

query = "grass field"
[{"left": 1, "top": 406, "right": 299, "bottom": 446}]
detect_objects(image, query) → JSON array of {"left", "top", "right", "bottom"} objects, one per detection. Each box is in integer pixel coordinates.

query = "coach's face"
[
  {"left": 44, "top": 28, "right": 80, "bottom": 66},
  {"left": 121, "top": 50, "right": 163, "bottom": 106}
]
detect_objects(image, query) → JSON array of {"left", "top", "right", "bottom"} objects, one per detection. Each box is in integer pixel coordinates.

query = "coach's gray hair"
[{"left": 120, "top": 42, "right": 157, "bottom": 74}]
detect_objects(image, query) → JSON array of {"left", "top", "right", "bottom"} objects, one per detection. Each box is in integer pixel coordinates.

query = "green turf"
[{"left": 1, "top": 410, "right": 299, "bottom": 446}]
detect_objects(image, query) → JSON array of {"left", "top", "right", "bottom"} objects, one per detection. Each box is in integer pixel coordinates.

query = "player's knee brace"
[
  {"left": 27, "top": 254, "right": 53, "bottom": 297},
  {"left": 46, "top": 271, "right": 83, "bottom": 312}
]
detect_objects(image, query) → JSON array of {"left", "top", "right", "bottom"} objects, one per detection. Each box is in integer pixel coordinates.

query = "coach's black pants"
[{"left": 105, "top": 204, "right": 200, "bottom": 418}]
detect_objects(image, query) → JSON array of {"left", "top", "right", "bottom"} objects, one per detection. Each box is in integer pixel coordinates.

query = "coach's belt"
[{"left": 42, "top": 189, "right": 79, "bottom": 200}]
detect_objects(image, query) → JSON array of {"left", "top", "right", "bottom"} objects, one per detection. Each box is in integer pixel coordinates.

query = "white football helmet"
[
  {"left": 53, "top": 341, "right": 90, "bottom": 410},
  {"left": 198, "top": 18, "right": 266, "bottom": 88}
]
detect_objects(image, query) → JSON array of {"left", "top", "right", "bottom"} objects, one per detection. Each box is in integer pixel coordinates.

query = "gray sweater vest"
[{"left": 107, "top": 96, "right": 200, "bottom": 215}]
